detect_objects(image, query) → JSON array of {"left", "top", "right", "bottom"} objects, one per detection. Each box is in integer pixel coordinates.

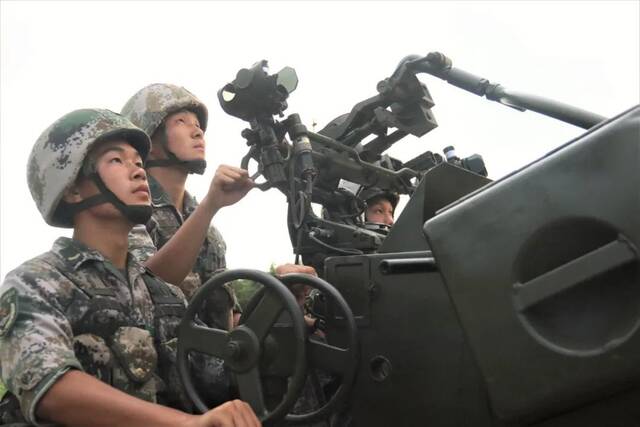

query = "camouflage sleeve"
[
  {"left": 0, "top": 265, "right": 83, "bottom": 425},
  {"left": 128, "top": 224, "right": 158, "bottom": 263},
  {"left": 145, "top": 213, "right": 167, "bottom": 250}
]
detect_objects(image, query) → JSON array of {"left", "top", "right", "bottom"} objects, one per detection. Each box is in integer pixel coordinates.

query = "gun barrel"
[
  {"left": 487, "top": 87, "right": 607, "bottom": 129},
  {"left": 415, "top": 52, "right": 607, "bottom": 129}
]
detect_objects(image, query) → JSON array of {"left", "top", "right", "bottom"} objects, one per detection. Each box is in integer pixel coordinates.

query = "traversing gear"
[
  {"left": 121, "top": 83, "right": 209, "bottom": 175},
  {"left": 27, "top": 108, "right": 152, "bottom": 228}
]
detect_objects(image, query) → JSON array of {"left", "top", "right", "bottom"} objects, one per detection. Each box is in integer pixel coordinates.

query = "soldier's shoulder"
[
  {"left": 208, "top": 224, "right": 226, "bottom": 245},
  {"left": 147, "top": 206, "right": 180, "bottom": 243},
  {"left": 142, "top": 268, "right": 188, "bottom": 304},
  {"left": 1, "top": 250, "right": 71, "bottom": 299},
  {"left": 4, "top": 251, "right": 61, "bottom": 281}
]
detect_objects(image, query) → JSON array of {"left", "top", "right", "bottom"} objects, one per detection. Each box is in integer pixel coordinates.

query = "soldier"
[
  {"left": 333, "top": 181, "right": 399, "bottom": 230},
  {"left": 0, "top": 109, "right": 260, "bottom": 427},
  {"left": 122, "top": 84, "right": 329, "bottom": 424},
  {"left": 122, "top": 84, "right": 252, "bottom": 331},
  {"left": 359, "top": 187, "right": 399, "bottom": 227}
]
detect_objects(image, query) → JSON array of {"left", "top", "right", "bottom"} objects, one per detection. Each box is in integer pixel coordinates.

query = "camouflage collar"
[
  {"left": 147, "top": 174, "right": 197, "bottom": 217},
  {"left": 53, "top": 237, "right": 106, "bottom": 270},
  {"left": 128, "top": 254, "right": 148, "bottom": 276},
  {"left": 147, "top": 175, "right": 173, "bottom": 208},
  {"left": 183, "top": 191, "right": 197, "bottom": 217},
  {"left": 52, "top": 237, "right": 146, "bottom": 275}
]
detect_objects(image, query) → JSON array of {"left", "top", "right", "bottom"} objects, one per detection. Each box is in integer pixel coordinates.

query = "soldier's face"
[
  {"left": 366, "top": 199, "right": 395, "bottom": 226},
  {"left": 163, "top": 110, "right": 205, "bottom": 161},
  {"left": 76, "top": 140, "right": 150, "bottom": 209}
]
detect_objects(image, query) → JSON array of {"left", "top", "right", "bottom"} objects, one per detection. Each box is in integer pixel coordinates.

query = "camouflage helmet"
[
  {"left": 120, "top": 83, "right": 208, "bottom": 138},
  {"left": 27, "top": 108, "right": 151, "bottom": 228}
]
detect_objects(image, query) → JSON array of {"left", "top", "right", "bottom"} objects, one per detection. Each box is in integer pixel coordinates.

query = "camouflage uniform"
[
  {"left": 0, "top": 108, "right": 230, "bottom": 426},
  {"left": 128, "top": 174, "right": 234, "bottom": 330},
  {"left": 0, "top": 238, "right": 195, "bottom": 424},
  {"left": 123, "top": 83, "right": 236, "bottom": 330},
  {"left": 121, "top": 84, "right": 323, "bottom": 424}
]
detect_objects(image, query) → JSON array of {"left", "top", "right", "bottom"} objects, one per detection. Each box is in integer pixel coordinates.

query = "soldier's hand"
[
  {"left": 206, "top": 165, "right": 254, "bottom": 210},
  {"left": 190, "top": 400, "right": 261, "bottom": 427}
]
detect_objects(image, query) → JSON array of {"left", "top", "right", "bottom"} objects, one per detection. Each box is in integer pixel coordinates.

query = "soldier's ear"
[
  {"left": 148, "top": 142, "right": 162, "bottom": 160},
  {"left": 149, "top": 124, "right": 169, "bottom": 160},
  {"left": 62, "top": 183, "right": 83, "bottom": 203}
]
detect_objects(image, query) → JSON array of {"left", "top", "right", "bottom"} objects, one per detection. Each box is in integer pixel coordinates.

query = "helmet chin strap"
[
  {"left": 145, "top": 130, "right": 207, "bottom": 175},
  {"left": 145, "top": 157, "right": 207, "bottom": 175},
  {"left": 363, "top": 221, "right": 392, "bottom": 236},
  {"left": 65, "top": 173, "right": 152, "bottom": 225}
]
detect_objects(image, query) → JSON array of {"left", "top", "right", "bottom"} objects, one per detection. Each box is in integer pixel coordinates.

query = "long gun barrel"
[{"left": 407, "top": 52, "right": 607, "bottom": 129}]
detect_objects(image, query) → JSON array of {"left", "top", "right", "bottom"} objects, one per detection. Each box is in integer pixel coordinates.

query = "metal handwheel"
[
  {"left": 177, "top": 269, "right": 307, "bottom": 425},
  {"left": 277, "top": 273, "right": 359, "bottom": 425}
]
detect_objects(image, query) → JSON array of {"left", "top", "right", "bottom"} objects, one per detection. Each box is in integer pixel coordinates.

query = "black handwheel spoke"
[
  {"left": 279, "top": 273, "right": 359, "bottom": 425},
  {"left": 177, "top": 269, "right": 311, "bottom": 425},
  {"left": 308, "top": 339, "right": 351, "bottom": 375},
  {"left": 236, "top": 366, "right": 268, "bottom": 419},
  {"left": 244, "top": 289, "right": 286, "bottom": 341},
  {"left": 180, "top": 323, "right": 230, "bottom": 358}
]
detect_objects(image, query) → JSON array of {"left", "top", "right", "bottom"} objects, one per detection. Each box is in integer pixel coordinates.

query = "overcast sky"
[{"left": 1, "top": 1, "right": 639, "bottom": 279}]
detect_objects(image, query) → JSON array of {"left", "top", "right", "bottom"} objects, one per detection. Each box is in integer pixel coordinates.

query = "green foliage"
[
  {"left": 229, "top": 279, "right": 262, "bottom": 310},
  {"left": 0, "top": 380, "right": 6, "bottom": 399},
  {"left": 229, "top": 264, "right": 278, "bottom": 309}
]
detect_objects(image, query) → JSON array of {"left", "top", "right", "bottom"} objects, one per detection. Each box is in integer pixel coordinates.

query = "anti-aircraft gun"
[{"left": 176, "top": 53, "right": 640, "bottom": 426}]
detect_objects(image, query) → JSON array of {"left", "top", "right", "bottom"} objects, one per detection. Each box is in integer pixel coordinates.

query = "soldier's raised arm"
[{"left": 122, "top": 84, "right": 253, "bottom": 296}]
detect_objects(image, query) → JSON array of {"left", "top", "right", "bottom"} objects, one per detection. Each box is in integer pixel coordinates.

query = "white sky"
[{"left": 1, "top": 1, "right": 639, "bottom": 279}]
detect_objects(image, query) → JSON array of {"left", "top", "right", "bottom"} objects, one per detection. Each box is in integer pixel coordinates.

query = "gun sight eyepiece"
[{"left": 218, "top": 60, "right": 298, "bottom": 121}]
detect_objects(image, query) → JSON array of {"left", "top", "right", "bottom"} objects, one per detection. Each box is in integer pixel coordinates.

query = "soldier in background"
[
  {"left": 359, "top": 187, "right": 399, "bottom": 228},
  {"left": 332, "top": 181, "right": 399, "bottom": 231},
  {"left": 122, "top": 85, "right": 327, "bottom": 418},
  {"left": 0, "top": 109, "right": 259, "bottom": 426},
  {"left": 122, "top": 83, "right": 252, "bottom": 332}
]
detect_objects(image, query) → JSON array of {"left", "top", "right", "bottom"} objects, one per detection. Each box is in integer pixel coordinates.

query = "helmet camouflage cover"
[
  {"left": 120, "top": 83, "right": 208, "bottom": 138},
  {"left": 27, "top": 108, "right": 151, "bottom": 228}
]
